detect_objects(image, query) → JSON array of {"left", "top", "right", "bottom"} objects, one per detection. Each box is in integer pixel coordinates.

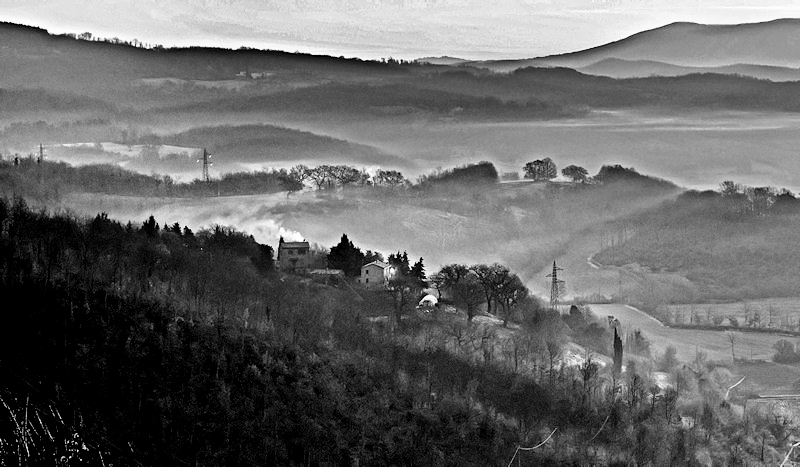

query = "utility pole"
[
  {"left": 545, "top": 261, "right": 564, "bottom": 309},
  {"left": 37, "top": 143, "right": 45, "bottom": 184}
]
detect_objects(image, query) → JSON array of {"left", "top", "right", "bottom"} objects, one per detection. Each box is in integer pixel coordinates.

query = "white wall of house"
[{"left": 357, "top": 263, "right": 388, "bottom": 289}]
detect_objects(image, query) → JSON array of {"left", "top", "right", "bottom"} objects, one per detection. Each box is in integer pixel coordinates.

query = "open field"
[
  {"left": 734, "top": 361, "right": 800, "bottom": 395},
  {"left": 589, "top": 303, "right": 800, "bottom": 397},
  {"left": 589, "top": 303, "right": 785, "bottom": 364}
]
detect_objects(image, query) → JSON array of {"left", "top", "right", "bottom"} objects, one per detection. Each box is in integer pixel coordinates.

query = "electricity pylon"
[
  {"left": 546, "top": 261, "right": 565, "bottom": 309},
  {"left": 197, "top": 148, "right": 212, "bottom": 182}
]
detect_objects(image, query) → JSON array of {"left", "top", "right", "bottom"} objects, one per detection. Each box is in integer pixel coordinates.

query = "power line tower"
[
  {"left": 545, "top": 261, "right": 565, "bottom": 309},
  {"left": 197, "top": 148, "right": 212, "bottom": 182}
]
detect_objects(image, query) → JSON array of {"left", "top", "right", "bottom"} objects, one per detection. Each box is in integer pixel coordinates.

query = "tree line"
[
  {"left": 288, "top": 164, "right": 406, "bottom": 190},
  {"left": 0, "top": 157, "right": 301, "bottom": 200},
  {"left": 521, "top": 159, "right": 676, "bottom": 188},
  {"left": 287, "top": 160, "right": 500, "bottom": 193},
  {"left": 430, "top": 263, "right": 529, "bottom": 325}
]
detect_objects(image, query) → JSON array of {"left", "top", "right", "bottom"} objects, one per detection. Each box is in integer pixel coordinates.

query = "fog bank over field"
[
  {"left": 279, "top": 110, "right": 800, "bottom": 192},
  {"left": 7, "top": 22, "right": 800, "bottom": 192},
  {"left": 57, "top": 170, "right": 680, "bottom": 303},
  {"left": 13, "top": 109, "right": 800, "bottom": 191}
]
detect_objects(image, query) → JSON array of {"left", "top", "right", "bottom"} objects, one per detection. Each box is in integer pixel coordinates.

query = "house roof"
[
  {"left": 280, "top": 241, "right": 309, "bottom": 249},
  {"left": 362, "top": 261, "right": 388, "bottom": 269}
]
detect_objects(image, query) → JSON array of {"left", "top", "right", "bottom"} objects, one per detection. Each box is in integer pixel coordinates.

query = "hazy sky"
[{"left": 4, "top": 0, "right": 800, "bottom": 59}]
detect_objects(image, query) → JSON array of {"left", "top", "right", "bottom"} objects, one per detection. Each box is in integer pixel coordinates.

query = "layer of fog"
[
  {"left": 33, "top": 105, "right": 800, "bottom": 303},
  {"left": 60, "top": 178, "right": 678, "bottom": 302},
  {"left": 280, "top": 109, "right": 800, "bottom": 193},
  {"left": 74, "top": 108, "right": 800, "bottom": 192}
]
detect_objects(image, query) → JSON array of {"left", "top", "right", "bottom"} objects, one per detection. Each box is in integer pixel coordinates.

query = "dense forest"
[{"left": 1, "top": 197, "right": 797, "bottom": 465}]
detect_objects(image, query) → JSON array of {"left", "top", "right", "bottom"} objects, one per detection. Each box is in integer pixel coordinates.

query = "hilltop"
[
  {"left": 0, "top": 22, "right": 405, "bottom": 99},
  {"left": 539, "top": 19, "right": 800, "bottom": 68}
]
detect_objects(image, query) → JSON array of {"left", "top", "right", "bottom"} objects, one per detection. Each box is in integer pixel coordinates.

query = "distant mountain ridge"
[
  {"left": 577, "top": 58, "right": 800, "bottom": 82},
  {"left": 466, "top": 19, "right": 800, "bottom": 81},
  {"left": 539, "top": 19, "right": 800, "bottom": 68}
]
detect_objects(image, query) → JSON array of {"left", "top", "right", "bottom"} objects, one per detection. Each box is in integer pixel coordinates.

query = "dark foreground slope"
[
  {"left": 0, "top": 199, "right": 520, "bottom": 465},
  {"left": 0, "top": 196, "right": 795, "bottom": 465}
]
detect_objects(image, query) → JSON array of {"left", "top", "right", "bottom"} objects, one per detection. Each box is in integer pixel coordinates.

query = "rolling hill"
[
  {"left": 10, "top": 20, "right": 800, "bottom": 186},
  {"left": 0, "top": 22, "right": 405, "bottom": 101}
]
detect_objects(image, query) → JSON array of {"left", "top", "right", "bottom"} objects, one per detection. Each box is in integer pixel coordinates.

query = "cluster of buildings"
[
  {"left": 235, "top": 70, "right": 272, "bottom": 79},
  {"left": 276, "top": 238, "right": 438, "bottom": 310},
  {"left": 276, "top": 239, "right": 392, "bottom": 289}
]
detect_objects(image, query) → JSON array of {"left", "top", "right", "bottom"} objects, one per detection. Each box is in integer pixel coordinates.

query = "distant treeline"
[
  {"left": 0, "top": 157, "right": 505, "bottom": 201},
  {"left": 1, "top": 121, "right": 402, "bottom": 176},
  {"left": 521, "top": 159, "right": 677, "bottom": 189},
  {"left": 0, "top": 119, "right": 123, "bottom": 150},
  {"left": 417, "top": 66, "right": 800, "bottom": 113},
  {"left": 172, "top": 82, "right": 579, "bottom": 120},
  {"left": 286, "top": 160, "right": 500, "bottom": 193},
  {"left": 416, "top": 161, "right": 499, "bottom": 188},
  {"left": 0, "top": 158, "right": 300, "bottom": 199},
  {"left": 0, "top": 88, "right": 117, "bottom": 114},
  {"left": 55, "top": 29, "right": 421, "bottom": 68},
  {"left": 592, "top": 164, "right": 675, "bottom": 188}
]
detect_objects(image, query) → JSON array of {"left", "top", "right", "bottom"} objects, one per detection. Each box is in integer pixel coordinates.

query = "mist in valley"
[
  {"left": 11, "top": 15, "right": 800, "bottom": 465},
  {"left": 57, "top": 164, "right": 680, "bottom": 300},
  {"left": 7, "top": 21, "right": 800, "bottom": 332}
]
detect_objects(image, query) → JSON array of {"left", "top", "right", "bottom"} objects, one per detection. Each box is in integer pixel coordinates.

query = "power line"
[
  {"left": 37, "top": 143, "right": 45, "bottom": 185},
  {"left": 506, "top": 427, "right": 558, "bottom": 467}
]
